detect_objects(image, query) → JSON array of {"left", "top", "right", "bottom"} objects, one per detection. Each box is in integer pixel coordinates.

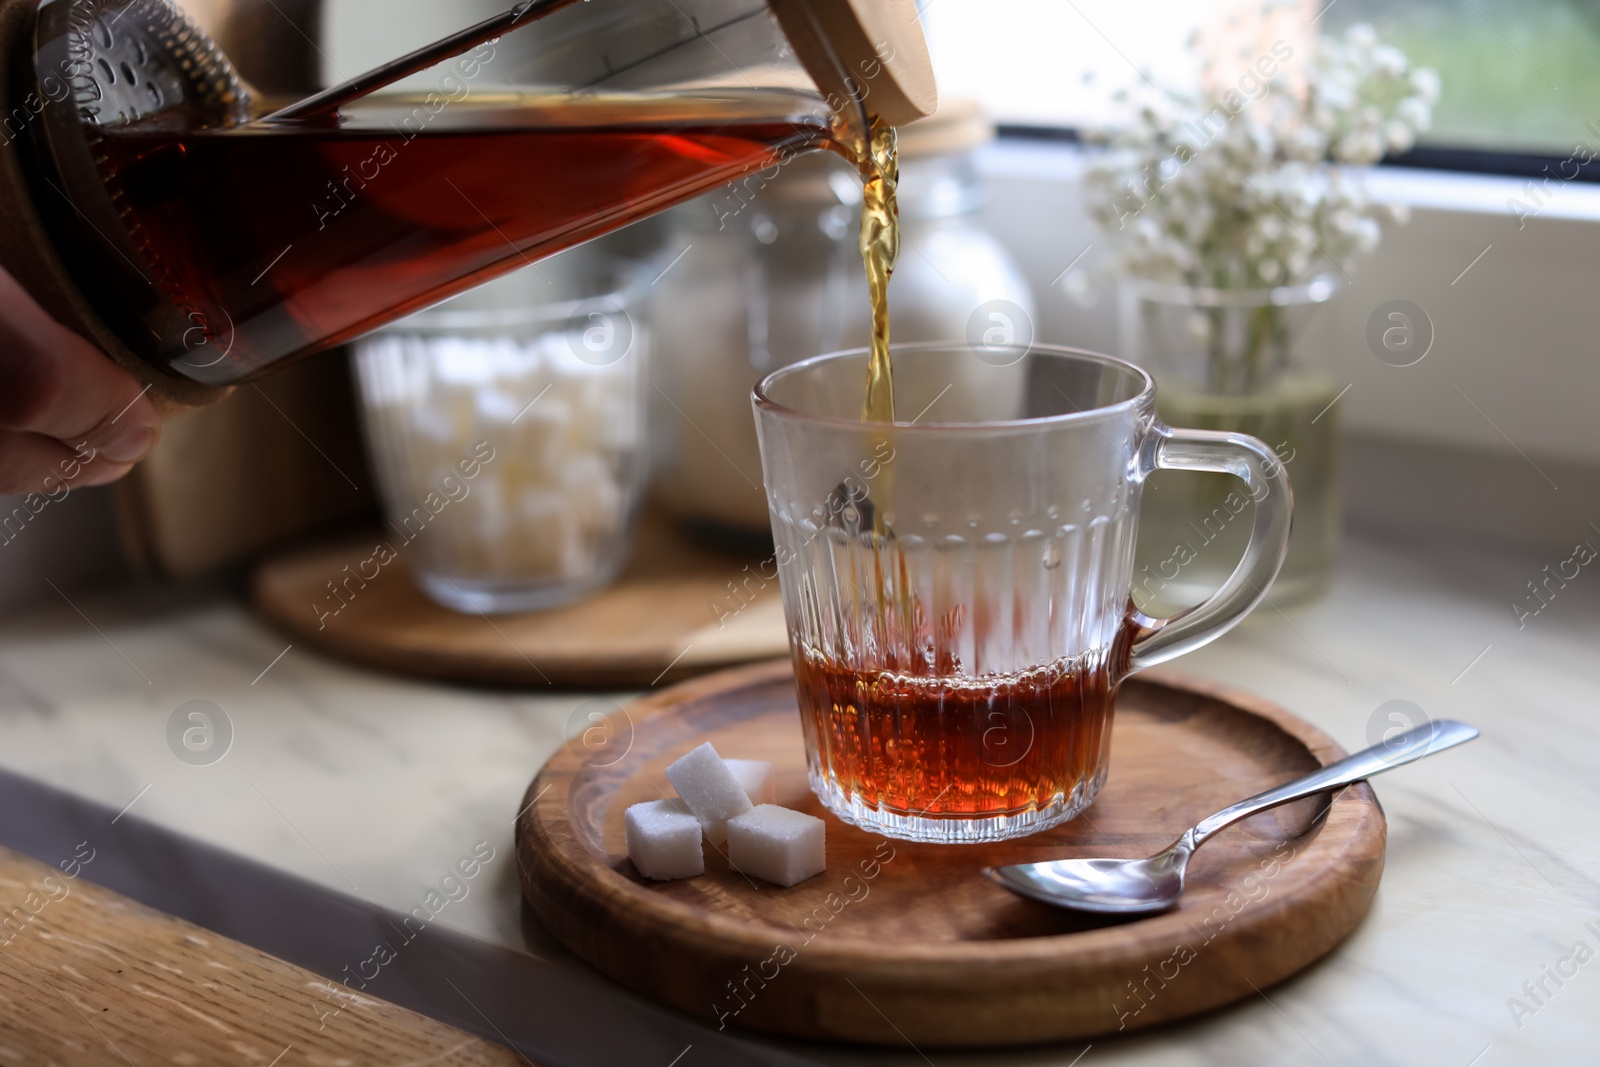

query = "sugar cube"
[
  {"left": 723, "top": 758, "right": 775, "bottom": 805},
  {"left": 664, "top": 742, "right": 753, "bottom": 845},
  {"left": 727, "top": 805, "right": 826, "bottom": 887},
  {"left": 624, "top": 798, "right": 703, "bottom": 881}
]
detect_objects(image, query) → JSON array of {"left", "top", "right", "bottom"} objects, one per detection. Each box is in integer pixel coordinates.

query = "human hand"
[{"left": 0, "top": 264, "right": 161, "bottom": 495}]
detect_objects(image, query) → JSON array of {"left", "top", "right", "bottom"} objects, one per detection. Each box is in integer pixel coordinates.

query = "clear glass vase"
[{"left": 1118, "top": 275, "right": 1344, "bottom": 612}]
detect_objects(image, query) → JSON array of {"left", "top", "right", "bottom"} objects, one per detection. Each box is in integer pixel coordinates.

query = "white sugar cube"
[
  {"left": 723, "top": 758, "right": 775, "bottom": 805},
  {"left": 624, "top": 798, "right": 703, "bottom": 881},
  {"left": 727, "top": 805, "right": 826, "bottom": 887},
  {"left": 664, "top": 742, "right": 753, "bottom": 845}
]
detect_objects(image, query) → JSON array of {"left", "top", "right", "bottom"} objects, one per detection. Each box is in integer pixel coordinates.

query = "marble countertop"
[{"left": 0, "top": 528, "right": 1596, "bottom": 1066}]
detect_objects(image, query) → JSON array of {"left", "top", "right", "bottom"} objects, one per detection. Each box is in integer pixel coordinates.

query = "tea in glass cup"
[{"left": 753, "top": 342, "right": 1292, "bottom": 842}]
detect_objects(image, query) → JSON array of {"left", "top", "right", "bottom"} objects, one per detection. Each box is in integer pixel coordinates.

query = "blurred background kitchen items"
[
  {"left": 354, "top": 244, "right": 650, "bottom": 613},
  {"left": 648, "top": 100, "right": 1035, "bottom": 540},
  {"left": 0, "top": 0, "right": 934, "bottom": 591}
]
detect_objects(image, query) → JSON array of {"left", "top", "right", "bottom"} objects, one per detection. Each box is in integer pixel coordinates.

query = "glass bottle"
[{"left": 649, "top": 100, "right": 1035, "bottom": 536}]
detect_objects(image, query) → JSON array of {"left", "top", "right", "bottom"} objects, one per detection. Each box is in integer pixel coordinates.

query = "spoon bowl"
[
  {"left": 986, "top": 719, "right": 1478, "bottom": 914},
  {"left": 987, "top": 831, "right": 1197, "bottom": 915}
]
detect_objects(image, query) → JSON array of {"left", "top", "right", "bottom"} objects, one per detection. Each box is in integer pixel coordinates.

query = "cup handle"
[{"left": 1125, "top": 424, "right": 1294, "bottom": 674}]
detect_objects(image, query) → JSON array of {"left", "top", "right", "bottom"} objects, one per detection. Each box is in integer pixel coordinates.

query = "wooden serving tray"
[
  {"left": 251, "top": 515, "right": 788, "bottom": 688},
  {"left": 516, "top": 662, "right": 1386, "bottom": 1047}
]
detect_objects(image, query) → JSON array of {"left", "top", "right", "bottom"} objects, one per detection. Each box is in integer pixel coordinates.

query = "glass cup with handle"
[{"left": 752, "top": 341, "right": 1292, "bottom": 843}]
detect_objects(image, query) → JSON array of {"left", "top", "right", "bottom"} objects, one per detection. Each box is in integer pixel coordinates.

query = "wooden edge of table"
[
  {"left": 515, "top": 662, "right": 1386, "bottom": 1046},
  {"left": 0, "top": 845, "right": 530, "bottom": 1066}
]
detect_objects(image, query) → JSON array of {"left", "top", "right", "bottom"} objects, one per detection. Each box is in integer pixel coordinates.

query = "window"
[
  {"left": 1319, "top": 0, "right": 1600, "bottom": 157},
  {"left": 923, "top": 0, "right": 1600, "bottom": 161},
  {"left": 922, "top": 1, "right": 1205, "bottom": 131}
]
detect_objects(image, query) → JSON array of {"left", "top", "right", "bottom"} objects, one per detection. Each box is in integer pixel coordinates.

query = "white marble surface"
[{"left": 1, "top": 529, "right": 1597, "bottom": 1066}]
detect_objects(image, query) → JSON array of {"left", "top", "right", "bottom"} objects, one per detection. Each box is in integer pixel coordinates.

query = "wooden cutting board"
[
  {"left": 250, "top": 515, "right": 789, "bottom": 688},
  {"left": 516, "top": 662, "right": 1385, "bottom": 1047}
]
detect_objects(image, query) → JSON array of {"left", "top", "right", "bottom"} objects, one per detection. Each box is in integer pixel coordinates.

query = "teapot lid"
[{"left": 767, "top": 0, "right": 937, "bottom": 128}]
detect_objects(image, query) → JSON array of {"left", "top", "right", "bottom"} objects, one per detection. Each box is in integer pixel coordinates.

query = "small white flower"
[
  {"left": 1287, "top": 127, "right": 1327, "bottom": 161},
  {"left": 1384, "top": 121, "right": 1417, "bottom": 153},
  {"left": 1336, "top": 130, "right": 1386, "bottom": 165},
  {"left": 1345, "top": 23, "right": 1379, "bottom": 50},
  {"left": 1318, "top": 80, "right": 1355, "bottom": 112},
  {"left": 1371, "top": 45, "right": 1408, "bottom": 77},
  {"left": 1387, "top": 201, "right": 1412, "bottom": 225},
  {"left": 1396, "top": 96, "right": 1432, "bottom": 132},
  {"left": 1410, "top": 67, "right": 1442, "bottom": 105}
]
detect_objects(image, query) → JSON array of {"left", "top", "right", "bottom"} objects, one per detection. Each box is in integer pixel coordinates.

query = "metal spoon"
[{"left": 985, "top": 718, "right": 1479, "bottom": 915}]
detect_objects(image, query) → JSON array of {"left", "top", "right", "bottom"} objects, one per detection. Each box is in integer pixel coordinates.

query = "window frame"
[{"left": 993, "top": 124, "right": 1600, "bottom": 185}]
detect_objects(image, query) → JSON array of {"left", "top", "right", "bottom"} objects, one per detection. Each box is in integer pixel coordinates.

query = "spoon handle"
[{"left": 1190, "top": 719, "right": 1479, "bottom": 847}]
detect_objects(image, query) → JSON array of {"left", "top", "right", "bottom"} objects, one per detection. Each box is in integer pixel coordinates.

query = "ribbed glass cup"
[{"left": 753, "top": 343, "right": 1292, "bottom": 842}]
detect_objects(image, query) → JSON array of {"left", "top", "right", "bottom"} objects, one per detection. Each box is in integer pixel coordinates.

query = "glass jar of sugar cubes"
[{"left": 353, "top": 246, "right": 650, "bottom": 613}]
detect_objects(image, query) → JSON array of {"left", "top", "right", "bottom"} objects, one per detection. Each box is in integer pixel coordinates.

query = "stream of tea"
[
  {"left": 856, "top": 119, "right": 900, "bottom": 424},
  {"left": 796, "top": 115, "right": 1114, "bottom": 827}
]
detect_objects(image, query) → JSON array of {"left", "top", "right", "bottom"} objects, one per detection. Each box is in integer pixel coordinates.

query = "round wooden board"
[
  {"left": 250, "top": 516, "right": 789, "bottom": 688},
  {"left": 516, "top": 661, "right": 1386, "bottom": 1047}
]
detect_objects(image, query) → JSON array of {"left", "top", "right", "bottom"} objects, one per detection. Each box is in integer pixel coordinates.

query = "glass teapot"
[{"left": 1, "top": 0, "right": 933, "bottom": 394}]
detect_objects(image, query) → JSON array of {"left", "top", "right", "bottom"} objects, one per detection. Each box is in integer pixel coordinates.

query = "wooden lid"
[{"left": 767, "top": 0, "right": 937, "bottom": 128}]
